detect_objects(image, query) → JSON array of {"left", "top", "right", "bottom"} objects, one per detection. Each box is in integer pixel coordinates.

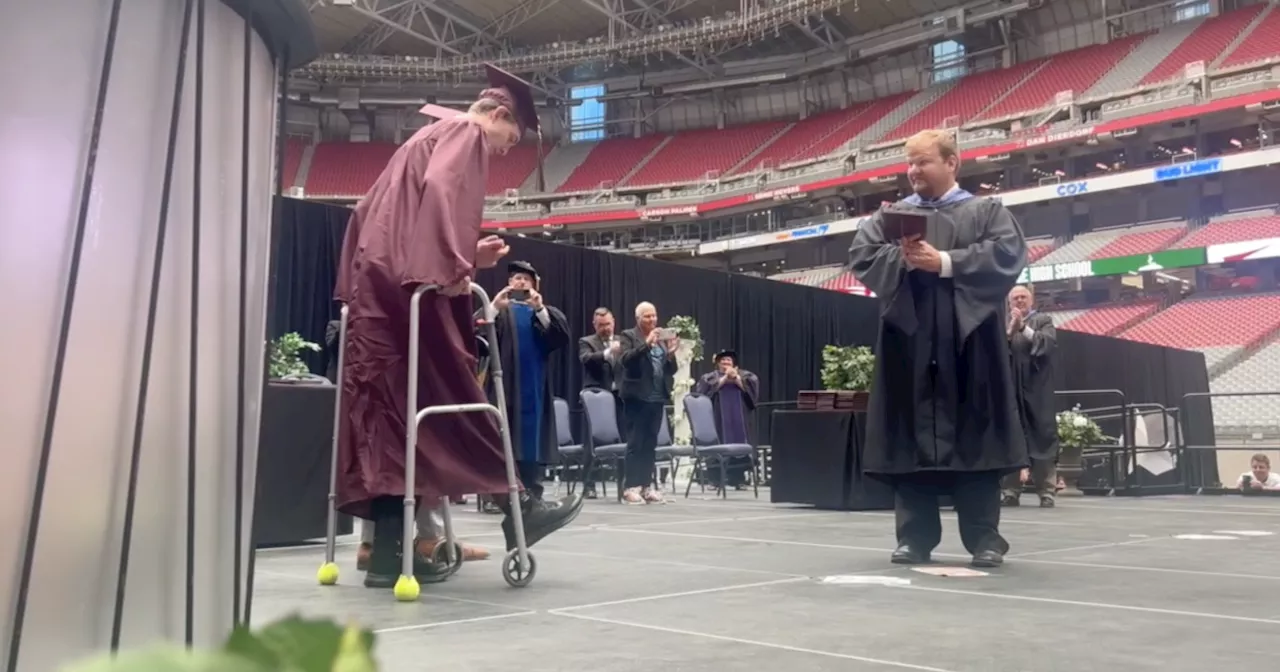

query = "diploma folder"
[{"left": 881, "top": 210, "right": 929, "bottom": 242}]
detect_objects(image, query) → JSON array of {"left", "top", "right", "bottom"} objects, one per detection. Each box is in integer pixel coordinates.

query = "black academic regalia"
[
  {"left": 487, "top": 304, "right": 571, "bottom": 466},
  {"left": 849, "top": 194, "right": 1029, "bottom": 556},
  {"left": 694, "top": 370, "right": 760, "bottom": 487},
  {"left": 1010, "top": 312, "right": 1059, "bottom": 462}
]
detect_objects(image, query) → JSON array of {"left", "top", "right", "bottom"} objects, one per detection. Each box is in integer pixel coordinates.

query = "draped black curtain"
[{"left": 268, "top": 197, "right": 1214, "bottom": 482}]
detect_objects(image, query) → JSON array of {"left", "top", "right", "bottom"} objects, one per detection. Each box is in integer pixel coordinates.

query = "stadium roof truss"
[{"left": 303, "top": 0, "right": 979, "bottom": 85}]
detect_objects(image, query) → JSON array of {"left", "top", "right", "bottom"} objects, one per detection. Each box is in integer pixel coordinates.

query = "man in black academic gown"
[
  {"left": 848, "top": 128, "right": 1029, "bottom": 568},
  {"left": 485, "top": 261, "right": 572, "bottom": 502},
  {"left": 1002, "top": 284, "right": 1060, "bottom": 508},
  {"left": 693, "top": 350, "right": 760, "bottom": 490}
]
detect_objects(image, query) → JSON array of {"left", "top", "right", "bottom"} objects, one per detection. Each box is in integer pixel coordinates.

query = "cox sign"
[{"left": 1055, "top": 181, "right": 1089, "bottom": 197}]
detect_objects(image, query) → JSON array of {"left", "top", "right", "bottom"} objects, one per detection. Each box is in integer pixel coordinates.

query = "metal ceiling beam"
[
  {"left": 483, "top": 0, "right": 568, "bottom": 39},
  {"left": 580, "top": 0, "right": 720, "bottom": 77},
  {"left": 335, "top": 0, "right": 464, "bottom": 55},
  {"left": 343, "top": 0, "right": 417, "bottom": 52}
]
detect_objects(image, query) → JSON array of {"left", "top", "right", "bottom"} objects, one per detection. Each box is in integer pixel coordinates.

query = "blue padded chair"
[
  {"left": 656, "top": 410, "right": 695, "bottom": 494},
  {"left": 553, "top": 398, "right": 588, "bottom": 494},
  {"left": 683, "top": 393, "right": 758, "bottom": 499},
  {"left": 580, "top": 388, "right": 629, "bottom": 500}
]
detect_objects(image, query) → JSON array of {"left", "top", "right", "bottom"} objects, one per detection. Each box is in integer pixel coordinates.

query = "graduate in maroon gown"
[{"left": 334, "top": 64, "right": 582, "bottom": 588}]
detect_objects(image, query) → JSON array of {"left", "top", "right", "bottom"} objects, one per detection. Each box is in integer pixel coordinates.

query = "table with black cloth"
[
  {"left": 254, "top": 382, "right": 353, "bottom": 546},
  {"left": 769, "top": 410, "right": 895, "bottom": 510}
]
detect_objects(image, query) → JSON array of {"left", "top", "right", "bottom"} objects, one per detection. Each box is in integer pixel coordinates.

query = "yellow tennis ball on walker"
[
  {"left": 316, "top": 562, "right": 339, "bottom": 586},
  {"left": 393, "top": 575, "right": 420, "bottom": 602}
]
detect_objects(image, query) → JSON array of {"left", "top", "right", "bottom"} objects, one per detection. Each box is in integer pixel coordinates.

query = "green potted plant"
[
  {"left": 269, "top": 332, "right": 321, "bottom": 380},
  {"left": 800, "top": 344, "right": 875, "bottom": 411},
  {"left": 1056, "top": 406, "right": 1109, "bottom": 496},
  {"left": 59, "top": 615, "right": 377, "bottom": 671}
]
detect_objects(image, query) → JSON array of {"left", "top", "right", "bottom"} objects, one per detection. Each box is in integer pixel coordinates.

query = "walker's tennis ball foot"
[
  {"left": 393, "top": 575, "right": 420, "bottom": 601},
  {"left": 316, "top": 562, "right": 340, "bottom": 586}
]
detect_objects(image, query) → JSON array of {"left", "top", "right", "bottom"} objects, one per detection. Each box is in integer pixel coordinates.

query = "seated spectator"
[{"left": 1235, "top": 454, "right": 1280, "bottom": 492}]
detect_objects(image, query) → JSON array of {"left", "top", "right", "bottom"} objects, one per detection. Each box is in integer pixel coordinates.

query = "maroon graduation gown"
[{"left": 334, "top": 117, "right": 510, "bottom": 520}]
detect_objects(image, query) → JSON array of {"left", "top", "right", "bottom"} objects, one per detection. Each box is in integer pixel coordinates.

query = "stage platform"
[{"left": 252, "top": 490, "right": 1280, "bottom": 671}]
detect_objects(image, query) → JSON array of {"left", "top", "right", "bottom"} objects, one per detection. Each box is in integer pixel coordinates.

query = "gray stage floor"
[{"left": 252, "top": 490, "right": 1280, "bottom": 671}]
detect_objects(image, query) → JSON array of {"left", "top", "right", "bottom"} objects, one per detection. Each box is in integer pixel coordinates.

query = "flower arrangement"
[
  {"left": 665, "top": 315, "right": 704, "bottom": 362},
  {"left": 819, "top": 345, "right": 875, "bottom": 392},
  {"left": 59, "top": 615, "right": 376, "bottom": 671},
  {"left": 1056, "top": 406, "right": 1108, "bottom": 449},
  {"left": 268, "top": 332, "right": 321, "bottom": 379}
]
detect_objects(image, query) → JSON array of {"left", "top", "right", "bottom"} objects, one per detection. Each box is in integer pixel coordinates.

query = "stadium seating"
[
  {"left": 883, "top": 61, "right": 1043, "bottom": 142},
  {"left": 1056, "top": 300, "right": 1161, "bottom": 336},
  {"left": 738, "top": 94, "right": 911, "bottom": 172},
  {"left": 624, "top": 121, "right": 789, "bottom": 186},
  {"left": 1119, "top": 293, "right": 1280, "bottom": 371},
  {"left": 1222, "top": 5, "right": 1280, "bottom": 68},
  {"left": 1139, "top": 4, "right": 1266, "bottom": 85},
  {"left": 1210, "top": 339, "right": 1280, "bottom": 428},
  {"left": 1172, "top": 212, "right": 1280, "bottom": 249},
  {"left": 1087, "top": 225, "right": 1187, "bottom": 259},
  {"left": 1035, "top": 222, "right": 1185, "bottom": 265},
  {"left": 1027, "top": 239, "right": 1056, "bottom": 263},
  {"left": 304, "top": 142, "right": 397, "bottom": 198},
  {"left": 556, "top": 135, "right": 668, "bottom": 193},
  {"left": 486, "top": 142, "right": 546, "bottom": 195},
  {"left": 976, "top": 36, "right": 1145, "bottom": 121},
  {"left": 819, "top": 270, "right": 872, "bottom": 295},
  {"left": 769, "top": 265, "right": 844, "bottom": 285},
  {"left": 298, "top": 5, "right": 1280, "bottom": 199}
]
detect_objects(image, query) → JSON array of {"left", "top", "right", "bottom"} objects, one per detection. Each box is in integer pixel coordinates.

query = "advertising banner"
[
  {"left": 1090, "top": 248, "right": 1206, "bottom": 276},
  {"left": 1206, "top": 237, "right": 1280, "bottom": 263}
]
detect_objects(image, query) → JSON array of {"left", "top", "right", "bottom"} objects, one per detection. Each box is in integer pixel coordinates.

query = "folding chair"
[
  {"left": 553, "top": 398, "right": 588, "bottom": 494},
  {"left": 579, "top": 388, "right": 628, "bottom": 501},
  {"left": 656, "top": 410, "right": 695, "bottom": 494},
  {"left": 683, "top": 394, "right": 758, "bottom": 499}
]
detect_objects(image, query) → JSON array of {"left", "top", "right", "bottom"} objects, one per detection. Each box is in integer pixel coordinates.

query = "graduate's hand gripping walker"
[{"left": 316, "top": 283, "right": 537, "bottom": 600}]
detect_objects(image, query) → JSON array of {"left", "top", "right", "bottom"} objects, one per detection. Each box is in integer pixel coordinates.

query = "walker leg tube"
[
  {"left": 474, "top": 283, "right": 530, "bottom": 571},
  {"left": 439, "top": 500, "right": 458, "bottom": 566},
  {"left": 402, "top": 286, "right": 429, "bottom": 587},
  {"left": 323, "top": 305, "right": 348, "bottom": 565}
]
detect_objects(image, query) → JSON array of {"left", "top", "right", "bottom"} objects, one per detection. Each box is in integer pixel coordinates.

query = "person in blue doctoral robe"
[
  {"left": 694, "top": 350, "right": 760, "bottom": 490},
  {"left": 483, "top": 261, "right": 570, "bottom": 504}
]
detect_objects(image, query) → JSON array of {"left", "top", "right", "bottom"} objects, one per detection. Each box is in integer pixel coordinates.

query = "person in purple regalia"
[{"left": 693, "top": 350, "right": 760, "bottom": 490}]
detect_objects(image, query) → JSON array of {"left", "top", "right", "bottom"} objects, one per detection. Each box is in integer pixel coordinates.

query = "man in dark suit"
[
  {"left": 617, "top": 302, "right": 678, "bottom": 505},
  {"left": 577, "top": 307, "right": 621, "bottom": 499},
  {"left": 578, "top": 307, "right": 620, "bottom": 392}
]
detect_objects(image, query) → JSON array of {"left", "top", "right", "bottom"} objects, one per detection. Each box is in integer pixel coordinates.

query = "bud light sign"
[
  {"left": 1055, "top": 181, "right": 1089, "bottom": 198},
  {"left": 1153, "top": 158, "right": 1222, "bottom": 182}
]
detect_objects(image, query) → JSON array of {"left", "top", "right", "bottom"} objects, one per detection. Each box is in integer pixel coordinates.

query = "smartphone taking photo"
[{"left": 509, "top": 289, "right": 530, "bottom": 303}]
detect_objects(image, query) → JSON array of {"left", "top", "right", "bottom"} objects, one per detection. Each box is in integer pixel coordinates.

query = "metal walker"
[{"left": 316, "top": 283, "right": 536, "bottom": 599}]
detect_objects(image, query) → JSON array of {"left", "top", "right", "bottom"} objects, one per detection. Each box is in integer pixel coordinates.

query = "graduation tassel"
[{"left": 535, "top": 127, "right": 546, "bottom": 193}]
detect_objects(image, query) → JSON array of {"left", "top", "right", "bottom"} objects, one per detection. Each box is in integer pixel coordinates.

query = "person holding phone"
[
  {"left": 578, "top": 308, "right": 623, "bottom": 499},
  {"left": 848, "top": 129, "right": 1029, "bottom": 569},
  {"left": 1237, "top": 454, "right": 1280, "bottom": 492},
  {"left": 483, "top": 261, "right": 572, "bottom": 513},
  {"left": 617, "top": 302, "right": 678, "bottom": 504}
]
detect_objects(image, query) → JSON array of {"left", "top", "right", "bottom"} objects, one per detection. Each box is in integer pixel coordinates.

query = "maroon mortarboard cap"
[
  {"left": 481, "top": 63, "right": 540, "bottom": 136},
  {"left": 482, "top": 63, "right": 546, "bottom": 192}
]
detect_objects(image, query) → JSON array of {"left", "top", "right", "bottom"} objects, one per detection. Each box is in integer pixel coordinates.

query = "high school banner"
[{"left": 1017, "top": 247, "right": 1207, "bottom": 284}]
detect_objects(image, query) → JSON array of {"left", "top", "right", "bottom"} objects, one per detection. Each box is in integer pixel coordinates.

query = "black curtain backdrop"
[{"left": 268, "top": 197, "right": 1215, "bottom": 483}]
